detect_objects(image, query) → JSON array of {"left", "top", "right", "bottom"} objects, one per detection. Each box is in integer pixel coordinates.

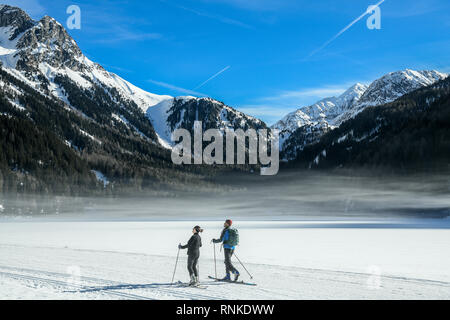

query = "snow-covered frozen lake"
[{"left": 0, "top": 219, "right": 449, "bottom": 299}]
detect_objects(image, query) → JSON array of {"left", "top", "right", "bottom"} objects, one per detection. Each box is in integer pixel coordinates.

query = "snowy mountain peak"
[
  {"left": 333, "top": 83, "right": 368, "bottom": 112},
  {"left": 15, "top": 15, "right": 85, "bottom": 72},
  {"left": 272, "top": 82, "right": 368, "bottom": 136},
  {"left": 0, "top": 5, "right": 83, "bottom": 72},
  {"left": 273, "top": 69, "right": 447, "bottom": 159},
  {"left": 0, "top": 5, "right": 175, "bottom": 145},
  {"left": 0, "top": 5, "right": 267, "bottom": 150},
  {"left": 147, "top": 95, "right": 266, "bottom": 148},
  {"left": 340, "top": 83, "right": 368, "bottom": 101},
  {"left": 0, "top": 6, "right": 171, "bottom": 104},
  {"left": 356, "top": 69, "right": 447, "bottom": 108},
  {"left": 274, "top": 69, "right": 448, "bottom": 141},
  {"left": 0, "top": 5, "right": 34, "bottom": 41}
]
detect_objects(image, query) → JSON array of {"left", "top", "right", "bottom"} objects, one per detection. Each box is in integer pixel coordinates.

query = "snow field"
[{"left": 0, "top": 220, "right": 449, "bottom": 299}]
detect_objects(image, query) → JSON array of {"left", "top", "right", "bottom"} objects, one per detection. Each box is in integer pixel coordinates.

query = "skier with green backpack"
[{"left": 212, "top": 219, "right": 240, "bottom": 281}]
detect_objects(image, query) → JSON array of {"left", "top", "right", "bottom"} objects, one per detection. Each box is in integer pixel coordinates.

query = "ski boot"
[
  {"left": 189, "top": 274, "right": 196, "bottom": 286},
  {"left": 233, "top": 271, "right": 240, "bottom": 282},
  {"left": 221, "top": 273, "right": 231, "bottom": 281}
]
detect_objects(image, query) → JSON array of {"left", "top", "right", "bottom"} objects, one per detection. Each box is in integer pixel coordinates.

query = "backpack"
[{"left": 226, "top": 228, "right": 239, "bottom": 246}]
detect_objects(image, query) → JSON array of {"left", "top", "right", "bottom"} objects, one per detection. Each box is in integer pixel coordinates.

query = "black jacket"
[{"left": 181, "top": 233, "right": 202, "bottom": 256}]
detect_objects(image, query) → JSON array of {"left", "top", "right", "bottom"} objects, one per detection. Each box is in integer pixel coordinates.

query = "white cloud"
[
  {"left": 239, "top": 104, "right": 294, "bottom": 117},
  {"left": 147, "top": 79, "right": 206, "bottom": 97},
  {"left": 200, "top": 0, "right": 293, "bottom": 11},
  {"left": 263, "top": 86, "right": 348, "bottom": 101},
  {"left": 91, "top": 26, "right": 162, "bottom": 44},
  {"left": 384, "top": 0, "right": 443, "bottom": 18},
  {"left": 194, "top": 66, "right": 231, "bottom": 90},
  {"left": 237, "top": 104, "right": 297, "bottom": 125},
  {"left": 241, "top": 82, "right": 361, "bottom": 125},
  {"left": 160, "top": 0, "right": 254, "bottom": 29},
  {"left": 307, "top": 0, "right": 385, "bottom": 58}
]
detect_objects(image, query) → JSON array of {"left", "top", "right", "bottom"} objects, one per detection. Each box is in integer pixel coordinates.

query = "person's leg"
[
  {"left": 224, "top": 249, "right": 232, "bottom": 274},
  {"left": 187, "top": 255, "right": 197, "bottom": 285},
  {"left": 193, "top": 255, "right": 199, "bottom": 277},
  {"left": 228, "top": 249, "right": 239, "bottom": 274},
  {"left": 228, "top": 249, "right": 240, "bottom": 280},
  {"left": 187, "top": 255, "right": 194, "bottom": 277}
]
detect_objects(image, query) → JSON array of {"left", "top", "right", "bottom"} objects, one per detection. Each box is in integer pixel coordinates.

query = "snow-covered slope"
[
  {"left": 0, "top": 5, "right": 268, "bottom": 149},
  {"left": 293, "top": 75, "right": 450, "bottom": 169},
  {"left": 272, "top": 83, "right": 368, "bottom": 147},
  {"left": 148, "top": 96, "right": 267, "bottom": 147},
  {"left": 146, "top": 98, "right": 175, "bottom": 148},
  {"left": 1, "top": 220, "right": 449, "bottom": 300},
  {"left": 0, "top": 5, "right": 174, "bottom": 144},
  {"left": 334, "top": 69, "right": 448, "bottom": 126},
  {"left": 0, "top": 6, "right": 171, "bottom": 111},
  {"left": 1, "top": 5, "right": 447, "bottom": 161}
]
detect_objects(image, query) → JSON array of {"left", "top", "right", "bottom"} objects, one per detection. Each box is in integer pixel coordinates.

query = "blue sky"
[{"left": 5, "top": 0, "right": 450, "bottom": 124}]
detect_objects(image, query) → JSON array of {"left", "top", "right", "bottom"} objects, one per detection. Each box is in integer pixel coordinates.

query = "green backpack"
[{"left": 227, "top": 228, "right": 239, "bottom": 246}]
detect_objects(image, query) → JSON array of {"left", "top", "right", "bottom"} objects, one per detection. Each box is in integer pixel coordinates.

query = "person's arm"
[
  {"left": 179, "top": 235, "right": 194, "bottom": 249},
  {"left": 212, "top": 229, "right": 226, "bottom": 243}
]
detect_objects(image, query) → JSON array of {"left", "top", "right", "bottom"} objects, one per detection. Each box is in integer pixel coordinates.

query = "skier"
[
  {"left": 179, "top": 225, "right": 203, "bottom": 286},
  {"left": 212, "top": 219, "right": 240, "bottom": 281}
]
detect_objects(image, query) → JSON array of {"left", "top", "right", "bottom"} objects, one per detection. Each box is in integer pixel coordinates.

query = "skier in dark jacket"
[
  {"left": 212, "top": 219, "right": 240, "bottom": 281},
  {"left": 179, "top": 225, "right": 203, "bottom": 285}
]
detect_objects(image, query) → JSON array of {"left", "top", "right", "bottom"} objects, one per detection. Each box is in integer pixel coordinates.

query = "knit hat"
[{"left": 225, "top": 219, "right": 232, "bottom": 226}]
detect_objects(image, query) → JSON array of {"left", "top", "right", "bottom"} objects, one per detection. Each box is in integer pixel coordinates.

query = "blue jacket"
[{"left": 213, "top": 227, "right": 235, "bottom": 249}]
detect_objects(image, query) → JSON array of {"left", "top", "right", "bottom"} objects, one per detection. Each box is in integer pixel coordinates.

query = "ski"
[
  {"left": 208, "top": 276, "right": 257, "bottom": 286},
  {"left": 174, "top": 281, "right": 207, "bottom": 289}
]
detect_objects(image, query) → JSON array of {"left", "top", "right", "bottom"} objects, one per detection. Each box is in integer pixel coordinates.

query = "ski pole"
[
  {"left": 234, "top": 252, "right": 253, "bottom": 279},
  {"left": 171, "top": 246, "right": 181, "bottom": 284},
  {"left": 213, "top": 242, "right": 217, "bottom": 279}
]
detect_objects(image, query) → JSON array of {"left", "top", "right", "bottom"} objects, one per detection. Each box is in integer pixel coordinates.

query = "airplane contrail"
[
  {"left": 194, "top": 66, "right": 231, "bottom": 90},
  {"left": 308, "top": 0, "right": 385, "bottom": 58}
]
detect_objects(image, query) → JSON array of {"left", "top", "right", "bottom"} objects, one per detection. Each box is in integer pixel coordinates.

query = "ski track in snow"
[
  {"left": 0, "top": 244, "right": 232, "bottom": 300},
  {"left": 0, "top": 242, "right": 449, "bottom": 300},
  {"left": 0, "top": 260, "right": 224, "bottom": 300}
]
